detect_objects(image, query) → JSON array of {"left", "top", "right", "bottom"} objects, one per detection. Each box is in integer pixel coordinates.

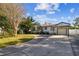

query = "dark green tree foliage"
[
  {"left": 18, "top": 16, "right": 35, "bottom": 34},
  {"left": 0, "top": 16, "right": 13, "bottom": 35},
  {"left": 74, "top": 17, "right": 79, "bottom": 26}
]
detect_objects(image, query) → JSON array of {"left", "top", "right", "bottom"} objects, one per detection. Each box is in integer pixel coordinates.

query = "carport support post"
[
  {"left": 67, "top": 27, "right": 69, "bottom": 36},
  {"left": 57, "top": 27, "right": 58, "bottom": 35}
]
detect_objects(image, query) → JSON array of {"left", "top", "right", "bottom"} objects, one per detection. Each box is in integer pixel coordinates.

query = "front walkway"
[{"left": 0, "top": 35, "right": 73, "bottom": 56}]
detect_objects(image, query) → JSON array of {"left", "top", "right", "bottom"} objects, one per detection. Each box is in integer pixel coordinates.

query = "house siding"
[
  {"left": 40, "top": 22, "right": 70, "bottom": 35},
  {"left": 58, "top": 28, "right": 67, "bottom": 35}
]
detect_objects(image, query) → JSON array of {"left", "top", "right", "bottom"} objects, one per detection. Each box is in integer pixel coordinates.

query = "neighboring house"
[{"left": 34, "top": 22, "right": 70, "bottom": 35}]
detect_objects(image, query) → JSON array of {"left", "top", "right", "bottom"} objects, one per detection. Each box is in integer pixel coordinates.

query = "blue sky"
[{"left": 22, "top": 3, "right": 79, "bottom": 25}]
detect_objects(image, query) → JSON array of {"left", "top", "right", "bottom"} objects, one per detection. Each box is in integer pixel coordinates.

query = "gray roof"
[
  {"left": 41, "top": 22, "right": 70, "bottom": 27},
  {"left": 56, "top": 22, "right": 70, "bottom": 26}
]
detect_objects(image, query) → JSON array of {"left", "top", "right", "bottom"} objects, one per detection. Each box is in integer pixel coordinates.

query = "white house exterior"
[{"left": 41, "top": 22, "right": 70, "bottom": 35}]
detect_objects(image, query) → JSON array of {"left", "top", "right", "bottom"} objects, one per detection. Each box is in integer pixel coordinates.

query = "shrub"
[{"left": 17, "top": 29, "right": 23, "bottom": 34}]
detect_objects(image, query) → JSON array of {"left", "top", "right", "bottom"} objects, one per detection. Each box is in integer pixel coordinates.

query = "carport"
[{"left": 56, "top": 22, "right": 70, "bottom": 35}]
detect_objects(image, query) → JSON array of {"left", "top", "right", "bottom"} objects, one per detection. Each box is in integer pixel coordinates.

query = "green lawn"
[{"left": 0, "top": 34, "right": 35, "bottom": 48}]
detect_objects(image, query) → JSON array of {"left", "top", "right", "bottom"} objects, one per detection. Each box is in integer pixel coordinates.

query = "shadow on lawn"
[
  {"left": 0, "top": 38, "right": 33, "bottom": 48},
  {"left": 19, "top": 38, "right": 33, "bottom": 43}
]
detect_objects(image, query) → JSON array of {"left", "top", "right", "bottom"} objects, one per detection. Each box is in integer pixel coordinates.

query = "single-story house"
[{"left": 34, "top": 22, "right": 70, "bottom": 35}]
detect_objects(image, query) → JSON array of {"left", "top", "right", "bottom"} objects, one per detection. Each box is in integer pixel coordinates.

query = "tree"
[
  {"left": 0, "top": 4, "right": 24, "bottom": 36},
  {"left": 19, "top": 16, "right": 35, "bottom": 34},
  {"left": 0, "top": 16, "right": 13, "bottom": 35},
  {"left": 74, "top": 17, "right": 79, "bottom": 26}
]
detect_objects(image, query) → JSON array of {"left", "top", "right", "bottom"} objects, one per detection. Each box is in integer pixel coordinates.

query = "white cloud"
[
  {"left": 33, "top": 13, "right": 36, "bottom": 15},
  {"left": 34, "top": 4, "right": 50, "bottom": 11},
  {"left": 75, "top": 15, "right": 79, "bottom": 18},
  {"left": 33, "top": 14, "right": 46, "bottom": 19},
  {"left": 67, "top": 16, "right": 71, "bottom": 19},
  {"left": 47, "top": 11, "right": 56, "bottom": 14},
  {"left": 33, "top": 14, "right": 47, "bottom": 24},
  {"left": 61, "top": 16, "right": 65, "bottom": 20},
  {"left": 26, "top": 13, "right": 30, "bottom": 16},
  {"left": 50, "top": 3, "right": 60, "bottom": 11},
  {"left": 34, "top": 3, "right": 60, "bottom": 14},
  {"left": 33, "top": 14, "right": 57, "bottom": 24},
  {"left": 70, "top": 8, "right": 75, "bottom": 13},
  {"left": 61, "top": 16, "right": 71, "bottom": 20}
]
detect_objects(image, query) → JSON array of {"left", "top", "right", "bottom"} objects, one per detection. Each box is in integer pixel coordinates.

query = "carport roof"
[
  {"left": 55, "top": 22, "right": 71, "bottom": 27},
  {"left": 41, "top": 22, "right": 71, "bottom": 27}
]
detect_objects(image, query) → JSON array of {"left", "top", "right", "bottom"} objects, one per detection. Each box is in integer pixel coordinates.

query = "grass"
[{"left": 0, "top": 34, "right": 35, "bottom": 48}]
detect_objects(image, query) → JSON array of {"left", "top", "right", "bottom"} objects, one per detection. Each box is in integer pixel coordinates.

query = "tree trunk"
[
  {"left": 13, "top": 20, "right": 19, "bottom": 36},
  {"left": 14, "top": 31, "right": 17, "bottom": 36},
  {"left": 14, "top": 26, "right": 18, "bottom": 36}
]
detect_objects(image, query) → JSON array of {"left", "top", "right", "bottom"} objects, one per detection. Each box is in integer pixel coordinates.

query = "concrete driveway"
[{"left": 0, "top": 35, "right": 73, "bottom": 56}]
